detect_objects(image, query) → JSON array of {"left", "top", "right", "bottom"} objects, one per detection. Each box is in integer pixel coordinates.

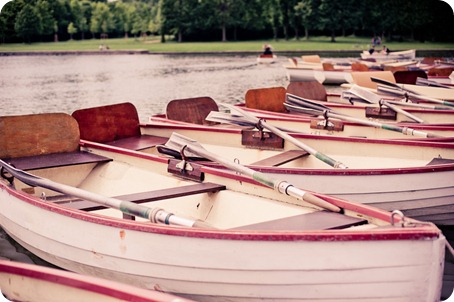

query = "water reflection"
[{"left": 0, "top": 54, "right": 291, "bottom": 122}]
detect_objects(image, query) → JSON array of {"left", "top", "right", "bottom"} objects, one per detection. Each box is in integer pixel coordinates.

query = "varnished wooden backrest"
[
  {"left": 350, "top": 71, "right": 395, "bottom": 89},
  {"left": 245, "top": 87, "right": 287, "bottom": 113},
  {"left": 0, "top": 113, "right": 80, "bottom": 159},
  {"left": 72, "top": 102, "right": 141, "bottom": 143},
  {"left": 286, "top": 81, "right": 327, "bottom": 101},
  {"left": 166, "top": 97, "right": 219, "bottom": 125},
  {"left": 302, "top": 55, "right": 321, "bottom": 63},
  {"left": 428, "top": 67, "right": 454, "bottom": 76},
  {"left": 351, "top": 62, "right": 369, "bottom": 71},
  {"left": 393, "top": 70, "right": 427, "bottom": 84}
]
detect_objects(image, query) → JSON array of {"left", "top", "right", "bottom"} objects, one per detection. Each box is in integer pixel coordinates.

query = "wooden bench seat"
[
  {"left": 2, "top": 152, "right": 111, "bottom": 171},
  {"left": 104, "top": 134, "right": 169, "bottom": 151},
  {"left": 232, "top": 211, "right": 368, "bottom": 231},
  {"left": 250, "top": 150, "right": 309, "bottom": 167},
  {"left": 54, "top": 182, "right": 226, "bottom": 212}
]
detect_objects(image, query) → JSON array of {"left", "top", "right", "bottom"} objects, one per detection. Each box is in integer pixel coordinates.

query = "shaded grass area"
[{"left": 1, "top": 36, "right": 454, "bottom": 53}]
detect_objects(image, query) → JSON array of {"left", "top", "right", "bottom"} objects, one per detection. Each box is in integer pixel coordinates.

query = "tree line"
[{"left": 1, "top": 0, "right": 453, "bottom": 44}]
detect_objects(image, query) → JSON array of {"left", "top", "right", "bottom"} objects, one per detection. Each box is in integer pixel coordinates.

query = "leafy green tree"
[
  {"left": 318, "top": 0, "right": 343, "bottom": 42},
  {"left": 67, "top": 21, "right": 77, "bottom": 39},
  {"left": 70, "top": 0, "right": 89, "bottom": 39},
  {"left": 1, "top": 0, "right": 26, "bottom": 42},
  {"left": 35, "top": 0, "right": 55, "bottom": 37},
  {"left": 294, "top": 0, "right": 317, "bottom": 40},
  {"left": 14, "top": 4, "right": 40, "bottom": 43},
  {"left": 90, "top": 2, "right": 114, "bottom": 39},
  {"left": 264, "top": 0, "right": 282, "bottom": 40},
  {"left": 160, "top": 0, "right": 195, "bottom": 42}
]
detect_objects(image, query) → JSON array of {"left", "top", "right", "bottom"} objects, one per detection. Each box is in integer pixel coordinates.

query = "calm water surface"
[{"left": 0, "top": 54, "right": 296, "bottom": 122}]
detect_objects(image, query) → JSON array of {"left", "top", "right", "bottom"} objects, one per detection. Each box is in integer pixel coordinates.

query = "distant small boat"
[
  {"left": 0, "top": 259, "right": 194, "bottom": 302},
  {"left": 361, "top": 49, "right": 416, "bottom": 61},
  {"left": 257, "top": 54, "right": 277, "bottom": 64}
]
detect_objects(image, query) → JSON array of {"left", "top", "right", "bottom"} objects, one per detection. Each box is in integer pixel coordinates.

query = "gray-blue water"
[{"left": 0, "top": 54, "right": 295, "bottom": 123}]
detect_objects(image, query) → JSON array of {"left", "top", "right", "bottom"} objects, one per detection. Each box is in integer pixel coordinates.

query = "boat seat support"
[
  {"left": 232, "top": 211, "right": 368, "bottom": 231},
  {"left": 54, "top": 182, "right": 226, "bottom": 213},
  {"left": 1, "top": 152, "right": 112, "bottom": 171},
  {"left": 250, "top": 150, "right": 309, "bottom": 167}
]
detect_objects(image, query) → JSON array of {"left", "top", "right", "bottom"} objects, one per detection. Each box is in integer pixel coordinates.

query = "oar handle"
[{"left": 276, "top": 181, "right": 341, "bottom": 212}]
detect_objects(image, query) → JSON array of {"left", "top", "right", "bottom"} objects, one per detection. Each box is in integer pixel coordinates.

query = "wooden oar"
[
  {"left": 164, "top": 132, "right": 341, "bottom": 213},
  {"left": 347, "top": 85, "right": 425, "bottom": 123},
  {"left": 206, "top": 111, "right": 310, "bottom": 134},
  {"left": 371, "top": 77, "right": 454, "bottom": 108},
  {"left": 220, "top": 103, "right": 348, "bottom": 169},
  {"left": 0, "top": 159, "right": 210, "bottom": 228},
  {"left": 416, "top": 77, "right": 454, "bottom": 89},
  {"left": 285, "top": 94, "right": 444, "bottom": 139}
]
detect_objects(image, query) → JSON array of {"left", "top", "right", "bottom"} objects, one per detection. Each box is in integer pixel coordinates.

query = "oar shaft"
[
  {"left": 182, "top": 139, "right": 341, "bottom": 212},
  {"left": 0, "top": 160, "right": 204, "bottom": 227},
  {"left": 381, "top": 101, "right": 424, "bottom": 123},
  {"left": 327, "top": 112, "right": 443, "bottom": 138},
  {"left": 257, "top": 120, "right": 348, "bottom": 169}
]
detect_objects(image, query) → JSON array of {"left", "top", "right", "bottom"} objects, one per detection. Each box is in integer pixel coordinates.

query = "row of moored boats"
[{"left": 0, "top": 52, "right": 454, "bottom": 301}]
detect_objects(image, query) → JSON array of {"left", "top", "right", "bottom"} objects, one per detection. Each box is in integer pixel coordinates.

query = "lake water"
[{"left": 0, "top": 53, "right": 299, "bottom": 123}]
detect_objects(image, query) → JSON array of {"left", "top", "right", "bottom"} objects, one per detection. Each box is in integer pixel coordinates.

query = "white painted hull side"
[
  {"left": 285, "top": 67, "right": 351, "bottom": 84},
  {"left": 0, "top": 187, "right": 445, "bottom": 302},
  {"left": 0, "top": 260, "right": 192, "bottom": 302},
  {"left": 360, "top": 49, "right": 416, "bottom": 61},
  {"left": 143, "top": 124, "right": 454, "bottom": 226}
]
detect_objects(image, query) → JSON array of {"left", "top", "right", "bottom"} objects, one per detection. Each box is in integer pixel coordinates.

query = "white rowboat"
[{"left": 0, "top": 110, "right": 447, "bottom": 301}]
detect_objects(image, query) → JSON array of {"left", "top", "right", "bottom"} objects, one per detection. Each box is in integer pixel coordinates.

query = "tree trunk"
[
  {"left": 305, "top": 27, "right": 309, "bottom": 40},
  {"left": 222, "top": 24, "right": 227, "bottom": 42},
  {"left": 331, "top": 30, "right": 336, "bottom": 42}
]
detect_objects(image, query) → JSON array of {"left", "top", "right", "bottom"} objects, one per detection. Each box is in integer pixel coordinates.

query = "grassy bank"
[{"left": 1, "top": 36, "right": 454, "bottom": 53}]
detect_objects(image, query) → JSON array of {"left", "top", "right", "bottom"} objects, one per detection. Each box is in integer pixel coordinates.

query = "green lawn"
[{"left": 1, "top": 36, "right": 454, "bottom": 53}]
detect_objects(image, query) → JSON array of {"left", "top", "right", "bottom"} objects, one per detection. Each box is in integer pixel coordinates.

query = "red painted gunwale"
[
  {"left": 140, "top": 123, "right": 454, "bottom": 175},
  {"left": 0, "top": 139, "right": 426, "bottom": 242},
  {"left": 0, "top": 260, "right": 193, "bottom": 302}
]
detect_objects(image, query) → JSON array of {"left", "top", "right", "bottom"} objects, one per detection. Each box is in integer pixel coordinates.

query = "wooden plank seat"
[
  {"left": 104, "top": 134, "right": 169, "bottom": 151},
  {"left": 53, "top": 182, "right": 226, "bottom": 212},
  {"left": 232, "top": 211, "right": 368, "bottom": 231},
  {"left": 2, "top": 152, "right": 111, "bottom": 171},
  {"left": 250, "top": 150, "right": 309, "bottom": 167}
]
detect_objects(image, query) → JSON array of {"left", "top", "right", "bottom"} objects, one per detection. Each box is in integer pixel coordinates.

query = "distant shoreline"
[{"left": 1, "top": 49, "right": 454, "bottom": 58}]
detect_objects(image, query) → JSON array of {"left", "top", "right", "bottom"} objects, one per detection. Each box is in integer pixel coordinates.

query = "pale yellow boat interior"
[{"left": 9, "top": 161, "right": 386, "bottom": 231}]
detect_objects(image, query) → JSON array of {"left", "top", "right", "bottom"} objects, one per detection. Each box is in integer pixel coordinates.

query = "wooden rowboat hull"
[
  {"left": 142, "top": 122, "right": 454, "bottom": 226},
  {"left": 0, "top": 259, "right": 193, "bottom": 302},
  {"left": 360, "top": 49, "right": 416, "bottom": 61},
  {"left": 0, "top": 148, "right": 446, "bottom": 302},
  {"left": 0, "top": 111, "right": 447, "bottom": 301},
  {"left": 285, "top": 67, "right": 352, "bottom": 84}
]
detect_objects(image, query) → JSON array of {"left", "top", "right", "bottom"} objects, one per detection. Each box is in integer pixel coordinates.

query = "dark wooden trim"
[
  {"left": 2, "top": 152, "right": 112, "bottom": 171},
  {"left": 231, "top": 211, "right": 368, "bottom": 231},
  {"left": 104, "top": 135, "right": 168, "bottom": 151},
  {"left": 250, "top": 150, "right": 309, "bottom": 167},
  {"left": 56, "top": 182, "right": 226, "bottom": 212}
]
